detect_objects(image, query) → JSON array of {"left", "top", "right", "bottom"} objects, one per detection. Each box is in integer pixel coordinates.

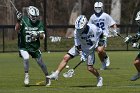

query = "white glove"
[
  {"left": 80, "top": 52, "right": 87, "bottom": 62},
  {"left": 124, "top": 37, "right": 130, "bottom": 43},
  {"left": 132, "top": 43, "right": 139, "bottom": 48},
  {"left": 124, "top": 35, "right": 132, "bottom": 43},
  {"left": 16, "top": 11, "right": 22, "bottom": 20},
  {"left": 30, "top": 31, "right": 40, "bottom": 41},
  {"left": 111, "top": 29, "right": 118, "bottom": 36}
]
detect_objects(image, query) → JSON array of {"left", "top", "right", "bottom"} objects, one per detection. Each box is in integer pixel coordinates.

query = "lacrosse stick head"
[{"left": 63, "top": 69, "right": 75, "bottom": 78}]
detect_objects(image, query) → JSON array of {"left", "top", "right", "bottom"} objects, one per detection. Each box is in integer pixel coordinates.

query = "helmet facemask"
[
  {"left": 94, "top": 7, "right": 102, "bottom": 13},
  {"left": 94, "top": 2, "right": 103, "bottom": 14},
  {"left": 27, "top": 6, "right": 39, "bottom": 23}
]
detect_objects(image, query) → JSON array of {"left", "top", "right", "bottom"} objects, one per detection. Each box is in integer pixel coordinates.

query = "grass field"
[{"left": 0, "top": 51, "right": 140, "bottom": 93}]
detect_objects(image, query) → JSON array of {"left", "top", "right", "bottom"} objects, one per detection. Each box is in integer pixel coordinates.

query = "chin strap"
[{"left": 95, "top": 11, "right": 103, "bottom": 17}]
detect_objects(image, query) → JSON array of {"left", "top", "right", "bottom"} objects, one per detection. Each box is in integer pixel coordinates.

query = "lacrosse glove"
[
  {"left": 124, "top": 35, "right": 132, "bottom": 43},
  {"left": 80, "top": 52, "right": 87, "bottom": 62},
  {"left": 16, "top": 11, "right": 22, "bottom": 20},
  {"left": 132, "top": 43, "right": 140, "bottom": 49},
  {"left": 31, "top": 31, "right": 40, "bottom": 41},
  {"left": 111, "top": 29, "right": 118, "bottom": 36}
]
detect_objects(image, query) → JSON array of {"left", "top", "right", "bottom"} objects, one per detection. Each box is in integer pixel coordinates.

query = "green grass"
[{"left": 0, "top": 51, "right": 140, "bottom": 93}]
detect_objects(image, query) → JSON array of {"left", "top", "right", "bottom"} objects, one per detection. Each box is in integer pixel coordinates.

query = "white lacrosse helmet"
[
  {"left": 135, "top": 11, "right": 140, "bottom": 25},
  {"left": 27, "top": 6, "right": 39, "bottom": 23},
  {"left": 94, "top": 2, "right": 103, "bottom": 13},
  {"left": 75, "top": 15, "right": 88, "bottom": 30}
]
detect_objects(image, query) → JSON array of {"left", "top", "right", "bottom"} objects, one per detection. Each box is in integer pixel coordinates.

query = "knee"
[
  {"left": 134, "top": 60, "right": 140, "bottom": 65},
  {"left": 97, "top": 47, "right": 104, "bottom": 53},
  {"left": 87, "top": 66, "right": 93, "bottom": 72},
  {"left": 63, "top": 54, "right": 71, "bottom": 63}
]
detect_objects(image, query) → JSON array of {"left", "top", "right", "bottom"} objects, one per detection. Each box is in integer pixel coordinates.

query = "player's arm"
[
  {"left": 15, "top": 20, "right": 21, "bottom": 33},
  {"left": 38, "top": 23, "right": 46, "bottom": 40},
  {"left": 109, "top": 24, "right": 118, "bottom": 36}
]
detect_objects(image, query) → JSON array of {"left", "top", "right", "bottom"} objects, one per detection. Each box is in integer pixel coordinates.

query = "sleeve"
[
  {"left": 107, "top": 14, "right": 116, "bottom": 27},
  {"left": 74, "top": 29, "right": 80, "bottom": 46},
  {"left": 38, "top": 21, "right": 45, "bottom": 33},
  {"left": 88, "top": 15, "right": 94, "bottom": 24}
]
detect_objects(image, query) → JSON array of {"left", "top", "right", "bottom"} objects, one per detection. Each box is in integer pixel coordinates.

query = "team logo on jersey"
[
  {"left": 25, "top": 27, "right": 38, "bottom": 31},
  {"left": 81, "top": 34, "right": 94, "bottom": 40}
]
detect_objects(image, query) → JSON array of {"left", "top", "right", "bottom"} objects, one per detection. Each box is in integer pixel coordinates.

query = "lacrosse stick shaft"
[
  {"left": 117, "top": 33, "right": 125, "bottom": 39},
  {"left": 10, "top": 0, "right": 18, "bottom": 12},
  {"left": 10, "top": 0, "right": 29, "bottom": 28},
  {"left": 73, "top": 61, "right": 83, "bottom": 69}
]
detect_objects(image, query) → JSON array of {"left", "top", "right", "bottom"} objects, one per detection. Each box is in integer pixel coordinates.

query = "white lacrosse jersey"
[
  {"left": 88, "top": 12, "right": 116, "bottom": 37},
  {"left": 74, "top": 24, "right": 103, "bottom": 54}
]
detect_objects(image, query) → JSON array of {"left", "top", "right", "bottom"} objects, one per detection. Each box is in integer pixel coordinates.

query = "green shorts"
[
  {"left": 28, "top": 50, "right": 42, "bottom": 58},
  {"left": 20, "top": 48, "right": 42, "bottom": 58}
]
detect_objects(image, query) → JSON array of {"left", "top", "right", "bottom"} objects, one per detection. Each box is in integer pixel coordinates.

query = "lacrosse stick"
[
  {"left": 109, "top": 27, "right": 125, "bottom": 39},
  {"left": 117, "top": 33, "right": 125, "bottom": 39},
  {"left": 10, "top": 0, "right": 40, "bottom": 40},
  {"left": 63, "top": 60, "right": 83, "bottom": 78},
  {"left": 10, "top": 0, "right": 28, "bottom": 27},
  {"left": 10, "top": 0, "right": 18, "bottom": 12}
]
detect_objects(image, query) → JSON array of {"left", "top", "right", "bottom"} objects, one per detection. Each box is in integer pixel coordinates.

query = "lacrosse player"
[
  {"left": 15, "top": 6, "right": 51, "bottom": 86},
  {"left": 88, "top": 2, "right": 118, "bottom": 70},
  {"left": 47, "top": 15, "right": 103, "bottom": 87},
  {"left": 124, "top": 11, "right": 140, "bottom": 81}
]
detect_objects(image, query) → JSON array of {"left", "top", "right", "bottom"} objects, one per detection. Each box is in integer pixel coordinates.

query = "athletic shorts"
[
  {"left": 68, "top": 46, "right": 95, "bottom": 65},
  {"left": 67, "top": 46, "right": 79, "bottom": 58},
  {"left": 20, "top": 49, "right": 41, "bottom": 58},
  {"left": 28, "top": 50, "right": 41, "bottom": 58}
]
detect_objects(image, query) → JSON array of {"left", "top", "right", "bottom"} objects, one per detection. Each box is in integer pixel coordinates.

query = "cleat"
[
  {"left": 46, "top": 72, "right": 58, "bottom": 80},
  {"left": 97, "top": 77, "right": 103, "bottom": 87},
  {"left": 46, "top": 77, "right": 51, "bottom": 86},
  {"left": 130, "top": 73, "right": 140, "bottom": 81},
  {"left": 104, "top": 57, "right": 110, "bottom": 67},
  {"left": 24, "top": 74, "right": 29, "bottom": 86}
]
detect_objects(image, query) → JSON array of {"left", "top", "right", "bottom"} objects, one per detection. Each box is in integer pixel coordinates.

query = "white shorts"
[
  {"left": 67, "top": 46, "right": 79, "bottom": 57},
  {"left": 68, "top": 46, "right": 95, "bottom": 65},
  {"left": 85, "top": 52, "right": 95, "bottom": 65}
]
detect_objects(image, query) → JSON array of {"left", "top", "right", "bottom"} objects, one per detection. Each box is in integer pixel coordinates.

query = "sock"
[
  {"left": 97, "top": 76, "right": 101, "bottom": 79},
  {"left": 23, "top": 59, "right": 29, "bottom": 73},
  {"left": 36, "top": 57, "right": 49, "bottom": 76},
  {"left": 104, "top": 54, "right": 108, "bottom": 59},
  {"left": 25, "top": 73, "right": 29, "bottom": 76}
]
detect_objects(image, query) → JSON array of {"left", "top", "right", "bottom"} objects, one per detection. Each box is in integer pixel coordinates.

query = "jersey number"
[
  {"left": 86, "top": 39, "right": 93, "bottom": 46},
  {"left": 96, "top": 22, "right": 105, "bottom": 30},
  {"left": 26, "top": 35, "right": 31, "bottom": 42}
]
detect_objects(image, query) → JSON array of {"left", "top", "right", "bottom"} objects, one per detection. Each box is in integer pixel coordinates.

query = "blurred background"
[{"left": 0, "top": 0, "right": 140, "bottom": 52}]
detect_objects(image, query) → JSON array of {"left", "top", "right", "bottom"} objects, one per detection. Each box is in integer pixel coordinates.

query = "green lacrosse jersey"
[{"left": 18, "top": 16, "right": 45, "bottom": 52}]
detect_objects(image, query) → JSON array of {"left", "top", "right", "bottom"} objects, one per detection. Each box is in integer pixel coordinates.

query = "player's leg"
[
  {"left": 47, "top": 54, "right": 72, "bottom": 80},
  {"left": 130, "top": 53, "right": 140, "bottom": 81},
  {"left": 97, "top": 39, "right": 110, "bottom": 70},
  {"left": 86, "top": 52, "right": 103, "bottom": 87},
  {"left": 20, "top": 50, "right": 30, "bottom": 86},
  {"left": 32, "top": 50, "right": 51, "bottom": 86},
  {"left": 47, "top": 46, "right": 79, "bottom": 80}
]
